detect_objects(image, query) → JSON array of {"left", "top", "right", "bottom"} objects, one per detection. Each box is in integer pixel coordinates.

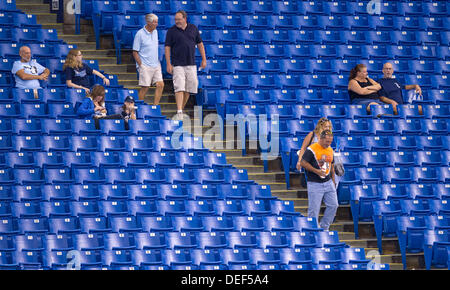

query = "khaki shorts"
[
  {"left": 138, "top": 64, "right": 163, "bottom": 87},
  {"left": 173, "top": 65, "right": 198, "bottom": 94}
]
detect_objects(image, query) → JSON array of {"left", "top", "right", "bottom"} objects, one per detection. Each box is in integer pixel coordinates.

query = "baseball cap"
[{"left": 124, "top": 96, "right": 135, "bottom": 103}]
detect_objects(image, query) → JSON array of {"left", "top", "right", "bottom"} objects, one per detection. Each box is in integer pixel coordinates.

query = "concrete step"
[
  {"left": 66, "top": 41, "right": 97, "bottom": 51},
  {"left": 60, "top": 34, "right": 96, "bottom": 43},
  {"left": 63, "top": 24, "right": 95, "bottom": 35},
  {"left": 32, "top": 13, "right": 58, "bottom": 24},
  {"left": 16, "top": 3, "right": 49, "bottom": 13},
  {"left": 99, "top": 64, "right": 134, "bottom": 74},
  {"left": 83, "top": 49, "right": 117, "bottom": 58},
  {"left": 16, "top": 0, "right": 44, "bottom": 4}
]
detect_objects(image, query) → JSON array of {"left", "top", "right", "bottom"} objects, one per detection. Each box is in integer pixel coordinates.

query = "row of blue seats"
[
  {"left": 0, "top": 102, "right": 162, "bottom": 119},
  {"left": 0, "top": 88, "right": 140, "bottom": 106},
  {"left": 0, "top": 134, "right": 211, "bottom": 152},
  {"left": 0, "top": 12, "right": 41, "bottom": 29},
  {"left": 200, "top": 59, "right": 450, "bottom": 75},
  {"left": 0, "top": 27, "right": 63, "bottom": 44},
  {"left": 371, "top": 200, "right": 450, "bottom": 268},
  {"left": 200, "top": 89, "right": 449, "bottom": 108},
  {"left": 0, "top": 119, "right": 180, "bottom": 136},
  {"left": 245, "top": 119, "right": 450, "bottom": 139},
  {"left": 197, "top": 31, "right": 450, "bottom": 47},
  {"left": 0, "top": 151, "right": 233, "bottom": 170},
  {"left": 241, "top": 105, "right": 448, "bottom": 121},
  {"left": 0, "top": 167, "right": 255, "bottom": 185},
  {"left": 0, "top": 59, "right": 101, "bottom": 74},
  {"left": 197, "top": 74, "right": 450, "bottom": 91},
  {"left": 0, "top": 229, "right": 350, "bottom": 250},
  {"left": 113, "top": 13, "right": 450, "bottom": 34},
  {"left": 0, "top": 183, "right": 274, "bottom": 202},
  {"left": 339, "top": 151, "right": 450, "bottom": 169},
  {"left": 0, "top": 197, "right": 295, "bottom": 221},
  {"left": 341, "top": 166, "right": 449, "bottom": 185},
  {"left": 236, "top": 104, "right": 450, "bottom": 120},
  {"left": 336, "top": 167, "right": 450, "bottom": 205},
  {"left": 388, "top": 216, "right": 450, "bottom": 269},
  {"left": 280, "top": 135, "right": 450, "bottom": 189},
  {"left": 0, "top": 43, "right": 76, "bottom": 59},
  {"left": 0, "top": 214, "right": 324, "bottom": 233},
  {"left": 202, "top": 44, "right": 450, "bottom": 60},
  {"left": 350, "top": 185, "right": 450, "bottom": 236},
  {"left": 0, "top": 72, "right": 121, "bottom": 89},
  {"left": 0, "top": 247, "right": 384, "bottom": 270},
  {"left": 84, "top": 0, "right": 450, "bottom": 18},
  {"left": 112, "top": 17, "right": 450, "bottom": 40},
  {"left": 354, "top": 197, "right": 450, "bottom": 225},
  {"left": 2, "top": 116, "right": 450, "bottom": 137},
  {"left": 0, "top": 199, "right": 297, "bottom": 219}
]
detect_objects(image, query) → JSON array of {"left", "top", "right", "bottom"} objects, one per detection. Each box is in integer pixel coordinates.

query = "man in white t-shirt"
[
  {"left": 133, "top": 13, "right": 164, "bottom": 105},
  {"left": 11, "top": 46, "right": 50, "bottom": 89}
]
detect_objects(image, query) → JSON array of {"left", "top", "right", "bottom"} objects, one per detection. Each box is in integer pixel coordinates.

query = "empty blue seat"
[
  {"left": 71, "top": 201, "right": 100, "bottom": 217},
  {"left": 215, "top": 200, "right": 244, "bottom": 216},
  {"left": 41, "top": 201, "right": 72, "bottom": 217},
  {"left": 372, "top": 200, "right": 402, "bottom": 253},
  {"left": 201, "top": 216, "right": 234, "bottom": 232},
  {"left": 98, "top": 136, "right": 127, "bottom": 152},
  {"left": 390, "top": 136, "right": 418, "bottom": 151},
  {"left": 156, "top": 200, "right": 186, "bottom": 216},
  {"left": 40, "top": 184, "right": 71, "bottom": 201},
  {"left": 138, "top": 216, "right": 173, "bottom": 233},
  {"left": 166, "top": 232, "right": 198, "bottom": 249},
  {"left": 187, "top": 199, "right": 218, "bottom": 216},
  {"left": 48, "top": 217, "right": 80, "bottom": 235},
  {"left": 41, "top": 136, "right": 71, "bottom": 152},
  {"left": 423, "top": 230, "right": 450, "bottom": 270}
]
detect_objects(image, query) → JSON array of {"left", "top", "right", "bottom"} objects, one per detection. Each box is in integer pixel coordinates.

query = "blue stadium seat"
[
  {"left": 197, "top": 1, "right": 224, "bottom": 15},
  {"left": 405, "top": 184, "right": 438, "bottom": 200},
  {"left": 196, "top": 231, "right": 228, "bottom": 250},
  {"left": 263, "top": 215, "right": 295, "bottom": 232},
  {"left": 133, "top": 232, "right": 167, "bottom": 251},
  {"left": 108, "top": 216, "right": 141, "bottom": 233},
  {"left": 48, "top": 217, "right": 80, "bottom": 235},
  {"left": 214, "top": 199, "right": 244, "bottom": 216},
  {"left": 41, "top": 119, "right": 72, "bottom": 135},
  {"left": 41, "top": 135, "right": 71, "bottom": 152},
  {"left": 423, "top": 230, "right": 450, "bottom": 270},
  {"left": 372, "top": 200, "right": 402, "bottom": 253},
  {"left": 138, "top": 216, "right": 173, "bottom": 233},
  {"left": 71, "top": 201, "right": 100, "bottom": 217},
  {"left": 156, "top": 200, "right": 186, "bottom": 216},
  {"left": 166, "top": 232, "right": 198, "bottom": 249}
]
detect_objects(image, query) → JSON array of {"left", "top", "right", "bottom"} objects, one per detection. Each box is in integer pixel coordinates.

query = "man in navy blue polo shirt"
[
  {"left": 165, "top": 10, "right": 207, "bottom": 119},
  {"left": 378, "top": 62, "right": 422, "bottom": 114}
]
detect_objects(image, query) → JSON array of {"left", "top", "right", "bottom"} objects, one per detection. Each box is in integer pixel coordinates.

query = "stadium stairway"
[{"left": 16, "top": 0, "right": 438, "bottom": 270}]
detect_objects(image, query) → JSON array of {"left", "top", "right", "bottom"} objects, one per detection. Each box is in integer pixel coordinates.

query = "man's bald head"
[
  {"left": 19, "top": 46, "right": 31, "bottom": 62},
  {"left": 382, "top": 62, "right": 394, "bottom": 78}
]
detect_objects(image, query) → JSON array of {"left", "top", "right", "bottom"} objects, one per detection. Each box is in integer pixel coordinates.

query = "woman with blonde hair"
[
  {"left": 64, "top": 49, "right": 110, "bottom": 94},
  {"left": 296, "top": 117, "right": 333, "bottom": 171}
]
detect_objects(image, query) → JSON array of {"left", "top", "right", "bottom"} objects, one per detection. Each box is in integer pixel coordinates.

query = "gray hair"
[{"left": 145, "top": 13, "right": 158, "bottom": 23}]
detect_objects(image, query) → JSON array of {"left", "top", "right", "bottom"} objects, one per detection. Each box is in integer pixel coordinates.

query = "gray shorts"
[{"left": 173, "top": 65, "right": 198, "bottom": 94}]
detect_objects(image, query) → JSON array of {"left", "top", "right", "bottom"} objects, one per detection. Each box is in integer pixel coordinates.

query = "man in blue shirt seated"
[
  {"left": 378, "top": 62, "right": 423, "bottom": 115},
  {"left": 11, "top": 45, "right": 50, "bottom": 89}
]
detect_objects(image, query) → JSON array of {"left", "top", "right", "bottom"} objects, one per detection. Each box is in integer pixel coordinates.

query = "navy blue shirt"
[
  {"left": 378, "top": 78, "right": 404, "bottom": 104},
  {"left": 165, "top": 23, "right": 202, "bottom": 66},
  {"left": 65, "top": 63, "right": 94, "bottom": 89}
]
